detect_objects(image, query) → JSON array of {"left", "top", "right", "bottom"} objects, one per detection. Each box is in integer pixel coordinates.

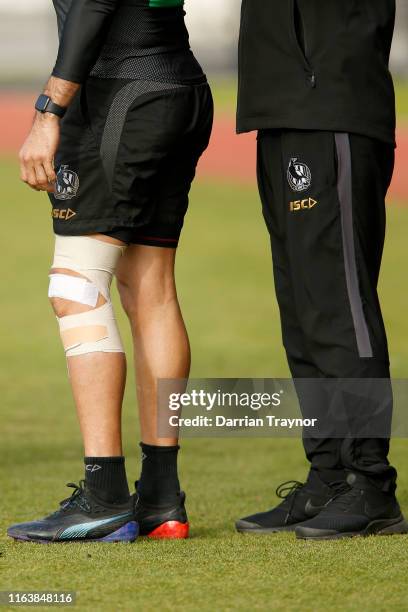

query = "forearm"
[
  {"left": 43, "top": 75, "right": 80, "bottom": 109},
  {"left": 20, "top": 75, "right": 80, "bottom": 187}
]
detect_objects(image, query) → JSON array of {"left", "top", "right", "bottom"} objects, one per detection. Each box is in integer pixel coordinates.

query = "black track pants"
[{"left": 257, "top": 129, "right": 397, "bottom": 488}]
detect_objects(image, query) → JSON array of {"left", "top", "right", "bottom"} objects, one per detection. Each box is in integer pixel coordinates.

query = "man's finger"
[
  {"left": 20, "top": 155, "right": 36, "bottom": 185},
  {"left": 34, "top": 162, "right": 49, "bottom": 186},
  {"left": 20, "top": 165, "right": 28, "bottom": 183},
  {"left": 24, "top": 165, "right": 38, "bottom": 188},
  {"left": 36, "top": 182, "right": 55, "bottom": 193},
  {"left": 19, "top": 154, "right": 30, "bottom": 183},
  {"left": 44, "top": 159, "right": 57, "bottom": 183}
]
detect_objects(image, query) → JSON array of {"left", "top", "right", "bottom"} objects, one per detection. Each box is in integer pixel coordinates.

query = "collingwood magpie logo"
[
  {"left": 55, "top": 164, "right": 79, "bottom": 201},
  {"left": 287, "top": 158, "right": 312, "bottom": 192}
]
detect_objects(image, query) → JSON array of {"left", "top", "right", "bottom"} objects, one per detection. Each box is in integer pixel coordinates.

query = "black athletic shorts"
[{"left": 49, "top": 77, "right": 213, "bottom": 247}]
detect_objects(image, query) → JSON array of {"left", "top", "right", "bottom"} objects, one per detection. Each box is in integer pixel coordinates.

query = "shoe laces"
[
  {"left": 276, "top": 480, "right": 304, "bottom": 500},
  {"left": 275, "top": 480, "right": 304, "bottom": 525},
  {"left": 59, "top": 480, "right": 91, "bottom": 513}
]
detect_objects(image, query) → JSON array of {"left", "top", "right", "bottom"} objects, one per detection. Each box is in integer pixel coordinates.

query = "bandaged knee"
[{"left": 48, "top": 235, "right": 126, "bottom": 357}]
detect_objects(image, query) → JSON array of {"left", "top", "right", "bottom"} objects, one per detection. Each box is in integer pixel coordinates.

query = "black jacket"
[{"left": 237, "top": 0, "right": 396, "bottom": 144}]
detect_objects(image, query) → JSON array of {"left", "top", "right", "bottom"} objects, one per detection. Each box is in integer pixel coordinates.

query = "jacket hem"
[{"left": 236, "top": 116, "right": 396, "bottom": 147}]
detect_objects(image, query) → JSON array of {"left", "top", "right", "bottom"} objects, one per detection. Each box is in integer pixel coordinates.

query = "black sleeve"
[{"left": 52, "top": 0, "right": 118, "bottom": 84}]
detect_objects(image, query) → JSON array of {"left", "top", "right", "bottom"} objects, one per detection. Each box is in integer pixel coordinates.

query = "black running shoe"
[
  {"left": 7, "top": 481, "right": 138, "bottom": 543},
  {"left": 296, "top": 472, "right": 408, "bottom": 540},
  {"left": 134, "top": 484, "right": 189, "bottom": 539},
  {"left": 236, "top": 470, "right": 347, "bottom": 534}
]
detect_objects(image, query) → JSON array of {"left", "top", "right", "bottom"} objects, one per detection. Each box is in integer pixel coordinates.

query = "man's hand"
[{"left": 19, "top": 112, "right": 60, "bottom": 192}]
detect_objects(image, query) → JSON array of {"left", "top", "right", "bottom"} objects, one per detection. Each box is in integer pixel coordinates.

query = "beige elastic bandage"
[{"left": 49, "top": 235, "right": 126, "bottom": 357}]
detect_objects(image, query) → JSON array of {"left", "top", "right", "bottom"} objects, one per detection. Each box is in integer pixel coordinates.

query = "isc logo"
[
  {"left": 289, "top": 197, "right": 318, "bottom": 212},
  {"left": 52, "top": 208, "right": 77, "bottom": 220}
]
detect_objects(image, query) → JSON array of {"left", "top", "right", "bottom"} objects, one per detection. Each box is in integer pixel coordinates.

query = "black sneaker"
[
  {"left": 235, "top": 470, "right": 347, "bottom": 534},
  {"left": 296, "top": 472, "right": 408, "bottom": 540},
  {"left": 7, "top": 481, "right": 138, "bottom": 543},
  {"left": 134, "top": 484, "right": 189, "bottom": 539}
]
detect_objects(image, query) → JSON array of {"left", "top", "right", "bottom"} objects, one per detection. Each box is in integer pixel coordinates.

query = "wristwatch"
[{"left": 35, "top": 94, "right": 67, "bottom": 118}]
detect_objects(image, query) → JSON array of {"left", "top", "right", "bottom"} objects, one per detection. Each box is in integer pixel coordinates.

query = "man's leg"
[
  {"left": 256, "top": 131, "right": 346, "bottom": 479},
  {"left": 236, "top": 131, "right": 349, "bottom": 535},
  {"left": 256, "top": 130, "right": 396, "bottom": 473},
  {"left": 116, "top": 244, "right": 190, "bottom": 538},
  {"left": 255, "top": 129, "right": 405, "bottom": 538},
  {"left": 7, "top": 234, "right": 137, "bottom": 543},
  {"left": 50, "top": 234, "right": 127, "bottom": 459},
  {"left": 49, "top": 233, "right": 131, "bottom": 503},
  {"left": 279, "top": 131, "right": 395, "bottom": 478}
]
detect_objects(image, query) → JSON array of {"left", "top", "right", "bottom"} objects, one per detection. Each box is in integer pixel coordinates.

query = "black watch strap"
[{"left": 35, "top": 94, "right": 66, "bottom": 118}]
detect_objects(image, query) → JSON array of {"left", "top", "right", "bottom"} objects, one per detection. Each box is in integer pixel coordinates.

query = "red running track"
[{"left": 1, "top": 93, "right": 407, "bottom": 202}]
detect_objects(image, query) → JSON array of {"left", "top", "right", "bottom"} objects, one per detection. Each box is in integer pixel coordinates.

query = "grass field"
[{"left": 1, "top": 149, "right": 408, "bottom": 612}]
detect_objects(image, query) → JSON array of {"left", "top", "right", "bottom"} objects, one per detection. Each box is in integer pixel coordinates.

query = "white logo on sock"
[
  {"left": 141, "top": 453, "right": 147, "bottom": 461},
  {"left": 85, "top": 464, "right": 102, "bottom": 472}
]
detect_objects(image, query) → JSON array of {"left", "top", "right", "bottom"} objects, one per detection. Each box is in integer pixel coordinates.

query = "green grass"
[
  {"left": 208, "top": 77, "right": 238, "bottom": 114},
  {"left": 396, "top": 80, "right": 408, "bottom": 122},
  {"left": 1, "top": 158, "right": 408, "bottom": 611}
]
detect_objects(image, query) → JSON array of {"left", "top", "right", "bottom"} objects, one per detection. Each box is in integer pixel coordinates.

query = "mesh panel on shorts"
[{"left": 100, "top": 81, "right": 187, "bottom": 187}]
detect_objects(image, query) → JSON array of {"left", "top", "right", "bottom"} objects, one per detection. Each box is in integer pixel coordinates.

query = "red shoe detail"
[{"left": 147, "top": 521, "right": 189, "bottom": 539}]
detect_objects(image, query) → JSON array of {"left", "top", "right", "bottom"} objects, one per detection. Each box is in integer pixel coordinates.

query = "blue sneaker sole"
[{"left": 8, "top": 521, "right": 139, "bottom": 544}]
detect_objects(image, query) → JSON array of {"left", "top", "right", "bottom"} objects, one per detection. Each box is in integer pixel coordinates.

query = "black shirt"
[
  {"left": 237, "top": 0, "right": 396, "bottom": 144},
  {"left": 52, "top": 0, "right": 205, "bottom": 85}
]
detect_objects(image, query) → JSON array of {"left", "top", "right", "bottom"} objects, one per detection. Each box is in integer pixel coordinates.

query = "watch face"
[{"left": 35, "top": 94, "right": 50, "bottom": 112}]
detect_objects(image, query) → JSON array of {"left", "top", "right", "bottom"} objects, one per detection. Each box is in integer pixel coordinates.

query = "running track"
[{"left": 1, "top": 92, "right": 407, "bottom": 202}]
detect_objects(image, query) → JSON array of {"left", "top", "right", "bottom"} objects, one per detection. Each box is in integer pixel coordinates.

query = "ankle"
[
  {"left": 137, "top": 443, "right": 180, "bottom": 505},
  {"left": 84, "top": 456, "right": 130, "bottom": 504}
]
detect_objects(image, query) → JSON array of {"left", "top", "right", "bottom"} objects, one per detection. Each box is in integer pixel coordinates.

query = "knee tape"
[{"left": 49, "top": 235, "right": 126, "bottom": 357}]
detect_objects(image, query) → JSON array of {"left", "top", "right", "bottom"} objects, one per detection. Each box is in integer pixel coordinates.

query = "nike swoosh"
[
  {"left": 304, "top": 499, "right": 327, "bottom": 517},
  {"left": 58, "top": 512, "right": 132, "bottom": 540}
]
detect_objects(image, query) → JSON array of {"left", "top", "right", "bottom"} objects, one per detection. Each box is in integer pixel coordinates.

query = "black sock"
[
  {"left": 84, "top": 456, "right": 130, "bottom": 504},
  {"left": 137, "top": 443, "right": 180, "bottom": 505}
]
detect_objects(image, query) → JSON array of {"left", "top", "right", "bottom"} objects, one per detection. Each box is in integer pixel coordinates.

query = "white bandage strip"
[{"left": 48, "top": 274, "right": 99, "bottom": 308}]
